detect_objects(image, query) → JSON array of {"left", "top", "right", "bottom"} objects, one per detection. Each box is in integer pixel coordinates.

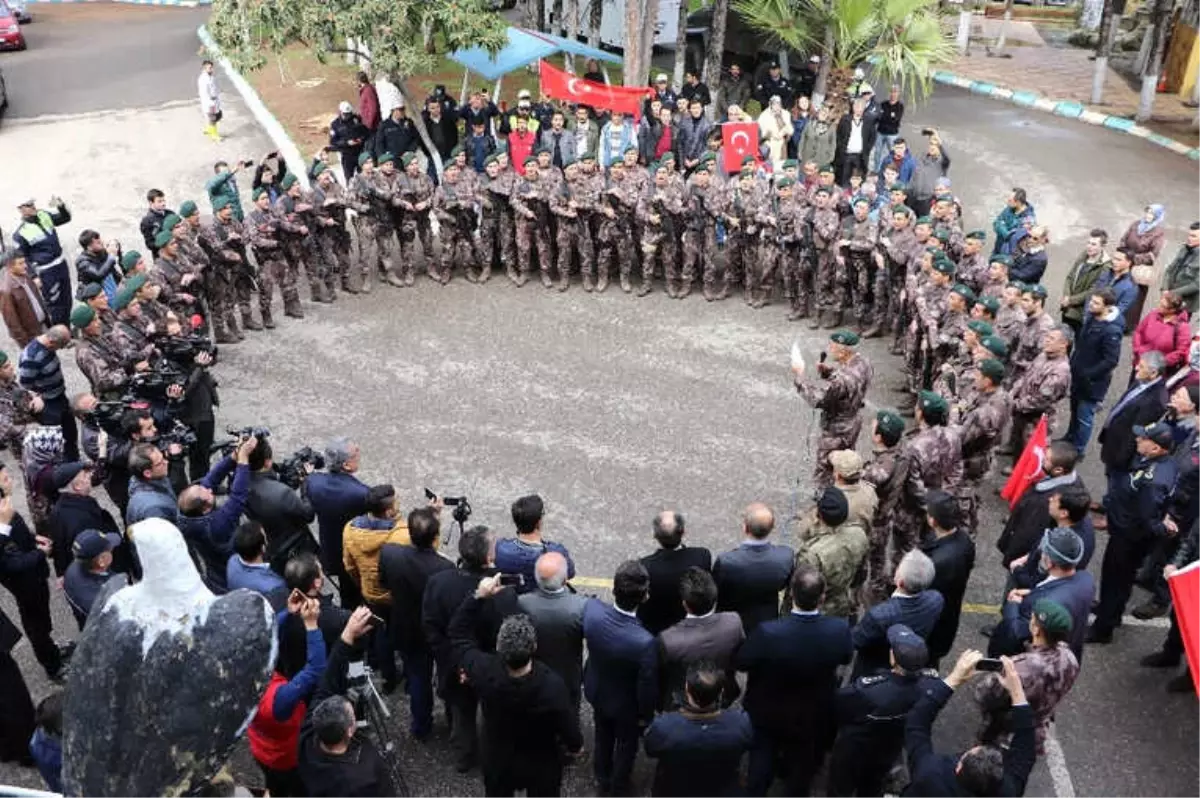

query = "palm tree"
[{"left": 732, "top": 0, "right": 955, "bottom": 115}]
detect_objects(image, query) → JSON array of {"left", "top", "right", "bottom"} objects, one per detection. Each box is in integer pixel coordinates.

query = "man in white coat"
[{"left": 198, "top": 59, "right": 222, "bottom": 142}]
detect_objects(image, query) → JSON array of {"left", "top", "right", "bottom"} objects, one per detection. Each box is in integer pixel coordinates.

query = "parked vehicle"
[
  {"left": 0, "top": 0, "right": 25, "bottom": 51},
  {"left": 7, "top": 0, "right": 28, "bottom": 23}
]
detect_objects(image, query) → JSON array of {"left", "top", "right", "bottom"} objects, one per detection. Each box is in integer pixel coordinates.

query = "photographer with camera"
[
  {"left": 153, "top": 315, "right": 218, "bottom": 482},
  {"left": 176, "top": 434, "right": 257, "bottom": 593},
  {"left": 298, "top": 606, "right": 395, "bottom": 797},
  {"left": 90, "top": 407, "right": 157, "bottom": 517},
  {"left": 125, "top": 440, "right": 187, "bottom": 526},
  {"left": 245, "top": 436, "right": 318, "bottom": 573},
  {"left": 306, "top": 438, "right": 370, "bottom": 611}
]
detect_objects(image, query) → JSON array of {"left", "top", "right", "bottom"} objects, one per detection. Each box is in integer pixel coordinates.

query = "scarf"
[{"left": 1138, "top": 204, "right": 1165, "bottom": 235}]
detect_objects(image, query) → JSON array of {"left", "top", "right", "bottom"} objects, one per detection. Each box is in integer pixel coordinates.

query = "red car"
[{"left": 0, "top": 0, "right": 25, "bottom": 51}]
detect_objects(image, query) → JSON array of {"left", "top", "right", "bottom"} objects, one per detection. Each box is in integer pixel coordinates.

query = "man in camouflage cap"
[
  {"left": 792, "top": 330, "right": 874, "bottom": 490},
  {"left": 72, "top": 304, "right": 140, "bottom": 399},
  {"left": 246, "top": 186, "right": 287, "bottom": 328},
  {"left": 793, "top": 486, "right": 869, "bottom": 620}
]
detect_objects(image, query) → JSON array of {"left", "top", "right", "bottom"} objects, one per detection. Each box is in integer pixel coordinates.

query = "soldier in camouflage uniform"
[
  {"left": 373, "top": 153, "right": 408, "bottom": 287},
  {"left": 151, "top": 230, "right": 200, "bottom": 326},
  {"left": 894, "top": 391, "right": 963, "bottom": 574},
  {"left": 935, "top": 319, "right": 993, "bottom": 414},
  {"left": 973, "top": 599, "right": 1079, "bottom": 756},
  {"left": 958, "top": 359, "right": 1011, "bottom": 535},
  {"left": 347, "top": 153, "right": 385, "bottom": 291},
  {"left": 994, "top": 280, "right": 1027, "bottom": 353},
  {"left": 893, "top": 217, "right": 937, "bottom": 354},
  {"left": 1007, "top": 284, "right": 1056, "bottom": 389},
  {"left": 432, "top": 161, "right": 480, "bottom": 284},
  {"left": 783, "top": 182, "right": 813, "bottom": 321},
  {"left": 931, "top": 195, "right": 965, "bottom": 261},
  {"left": 680, "top": 156, "right": 722, "bottom": 301},
  {"left": 957, "top": 231, "right": 989, "bottom": 293},
  {"left": 0, "top": 351, "right": 40, "bottom": 458},
  {"left": 748, "top": 176, "right": 797, "bottom": 309},
  {"left": 71, "top": 305, "right": 139, "bottom": 399},
  {"left": 792, "top": 486, "right": 870, "bottom": 621},
  {"left": 792, "top": 330, "right": 874, "bottom": 491},
  {"left": 595, "top": 161, "right": 638, "bottom": 293},
  {"left": 720, "top": 166, "right": 758, "bottom": 301},
  {"left": 310, "top": 163, "right": 353, "bottom": 297},
  {"left": 478, "top": 155, "right": 507, "bottom": 283},
  {"left": 839, "top": 196, "right": 883, "bottom": 330},
  {"left": 270, "top": 174, "right": 312, "bottom": 317},
  {"left": 863, "top": 410, "right": 912, "bottom": 602},
  {"left": 246, "top": 187, "right": 287, "bottom": 328},
  {"left": 866, "top": 205, "right": 916, "bottom": 339},
  {"left": 111, "top": 280, "right": 157, "bottom": 364},
  {"left": 77, "top": 284, "right": 115, "bottom": 336},
  {"left": 574, "top": 153, "right": 605, "bottom": 291},
  {"left": 548, "top": 161, "right": 593, "bottom": 292},
  {"left": 808, "top": 186, "right": 842, "bottom": 329},
  {"left": 493, "top": 150, "right": 520, "bottom": 281},
  {"left": 979, "top": 254, "right": 1011, "bottom": 301},
  {"left": 636, "top": 165, "right": 684, "bottom": 297},
  {"left": 175, "top": 203, "right": 214, "bottom": 323},
  {"left": 199, "top": 197, "right": 249, "bottom": 340},
  {"left": 1006, "top": 324, "right": 1072, "bottom": 465},
  {"left": 511, "top": 157, "right": 554, "bottom": 287},
  {"left": 899, "top": 254, "right": 954, "bottom": 411},
  {"left": 931, "top": 283, "right": 975, "bottom": 378},
  {"left": 398, "top": 153, "right": 440, "bottom": 283}
]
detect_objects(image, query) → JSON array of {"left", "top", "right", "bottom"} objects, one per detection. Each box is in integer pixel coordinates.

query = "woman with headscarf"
[
  {"left": 1120, "top": 204, "right": 1168, "bottom": 328},
  {"left": 757, "top": 95, "right": 793, "bottom": 170},
  {"left": 21, "top": 426, "right": 63, "bottom": 532}
]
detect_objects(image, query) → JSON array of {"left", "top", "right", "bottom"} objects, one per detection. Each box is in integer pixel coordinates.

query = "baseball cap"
[
  {"left": 73, "top": 529, "right": 121, "bottom": 561},
  {"left": 1133, "top": 422, "right": 1174, "bottom": 449},
  {"left": 829, "top": 449, "right": 864, "bottom": 479},
  {"left": 887, "top": 624, "right": 929, "bottom": 671},
  {"left": 52, "top": 462, "right": 92, "bottom": 490},
  {"left": 517, "top": 88, "right": 532, "bottom": 100},
  {"left": 338, "top": 101, "right": 353, "bottom": 114},
  {"left": 655, "top": 73, "right": 669, "bottom": 83}
]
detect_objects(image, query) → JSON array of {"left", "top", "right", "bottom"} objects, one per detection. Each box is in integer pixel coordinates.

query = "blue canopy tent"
[{"left": 448, "top": 26, "right": 622, "bottom": 104}]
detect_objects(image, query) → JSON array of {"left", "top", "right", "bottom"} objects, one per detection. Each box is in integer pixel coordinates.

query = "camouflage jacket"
[
  {"left": 199, "top": 218, "right": 245, "bottom": 272},
  {"left": 980, "top": 275, "right": 1007, "bottom": 301},
  {"left": 880, "top": 226, "right": 916, "bottom": 270},
  {"left": 957, "top": 251, "right": 988, "bottom": 293},
  {"left": 841, "top": 215, "right": 878, "bottom": 254},
  {"left": 624, "top": 165, "right": 651, "bottom": 201},
  {"left": 151, "top": 255, "right": 194, "bottom": 313},
  {"left": 510, "top": 176, "right": 553, "bottom": 222},
  {"left": 636, "top": 183, "right": 686, "bottom": 230},
  {"left": 112, "top": 319, "right": 154, "bottom": 365},
  {"left": 1012, "top": 311, "right": 1057, "bottom": 378},
  {"left": 176, "top": 226, "right": 210, "bottom": 277},
  {"left": 794, "top": 520, "right": 870, "bottom": 619},
  {"left": 795, "top": 352, "right": 873, "bottom": 430},
  {"left": 1011, "top": 352, "right": 1071, "bottom": 422},
  {"left": 995, "top": 303, "right": 1026, "bottom": 350},
  {"left": 271, "top": 194, "right": 311, "bottom": 240},
  {"left": 973, "top": 641, "right": 1079, "bottom": 755},
  {"left": 959, "top": 388, "right": 1012, "bottom": 480},
  {"left": 0, "top": 378, "right": 35, "bottom": 453},
  {"left": 246, "top": 208, "right": 283, "bottom": 260},
  {"left": 573, "top": 172, "right": 605, "bottom": 215},
  {"left": 397, "top": 172, "right": 436, "bottom": 215},
  {"left": 311, "top": 180, "right": 349, "bottom": 231},
  {"left": 683, "top": 179, "right": 724, "bottom": 232},
  {"left": 347, "top": 171, "right": 380, "bottom": 218},
  {"left": 916, "top": 282, "right": 950, "bottom": 340},
  {"left": 935, "top": 310, "right": 971, "bottom": 363},
  {"left": 540, "top": 166, "right": 564, "bottom": 198},
  {"left": 933, "top": 218, "right": 965, "bottom": 260},
  {"left": 905, "top": 235, "right": 934, "bottom": 278},
  {"left": 810, "top": 207, "right": 841, "bottom": 252},
  {"left": 75, "top": 335, "right": 130, "bottom": 396},
  {"left": 433, "top": 179, "right": 477, "bottom": 227},
  {"left": 900, "top": 424, "right": 964, "bottom": 514},
  {"left": 864, "top": 445, "right": 910, "bottom": 524}
]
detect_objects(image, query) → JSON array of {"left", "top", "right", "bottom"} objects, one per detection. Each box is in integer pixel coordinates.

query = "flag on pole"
[
  {"left": 538, "top": 60, "right": 648, "bottom": 118},
  {"left": 1168, "top": 560, "right": 1200, "bottom": 694},
  {"left": 721, "top": 122, "right": 760, "bottom": 176},
  {"left": 1000, "top": 415, "right": 1048, "bottom": 508}
]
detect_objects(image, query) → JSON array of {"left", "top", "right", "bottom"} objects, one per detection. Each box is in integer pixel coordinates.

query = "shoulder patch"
[{"left": 859, "top": 674, "right": 888, "bottom": 686}]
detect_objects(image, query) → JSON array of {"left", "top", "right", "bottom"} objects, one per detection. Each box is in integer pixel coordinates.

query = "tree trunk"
[
  {"left": 1081, "top": 0, "right": 1104, "bottom": 30},
  {"left": 825, "top": 65, "right": 854, "bottom": 118},
  {"left": 641, "top": 0, "right": 661, "bottom": 84},
  {"left": 624, "top": 0, "right": 643, "bottom": 83},
  {"left": 1096, "top": 0, "right": 1112, "bottom": 55},
  {"left": 398, "top": 79, "right": 445, "bottom": 179},
  {"left": 563, "top": 0, "right": 578, "bottom": 70},
  {"left": 1137, "top": 0, "right": 1172, "bottom": 121},
  {"left": 995, "top": 0, "right": 1014, "bottom": 50},
  {"left": 587, "top": 0, "right": 601, "bottom": 47},
  {"left": 702, "top": 0, "right": 729, "bottom": 86},
  {"left": 673, "top": 0, "right": 688, "bottom": 88},
  {"left": 1092, "top": 11, "right": 1120, "bottom": 102},
  {"left": 811, "top": 27, "right": 834, "bottom": 107},
  {"left": 553, "top": 0, "right": 565, "bottom": 34}
]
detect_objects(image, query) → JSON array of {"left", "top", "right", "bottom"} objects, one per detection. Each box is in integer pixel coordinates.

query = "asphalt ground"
[{"left": 0, "top": 7, "right": 1198, "bottom": 795}]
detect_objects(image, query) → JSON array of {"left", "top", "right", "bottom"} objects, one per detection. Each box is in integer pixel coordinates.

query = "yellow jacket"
[{"left": 342, "top": 515, "right": 411, "bottom": 606}]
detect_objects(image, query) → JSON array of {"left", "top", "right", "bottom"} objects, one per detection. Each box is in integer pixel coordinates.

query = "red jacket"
[
  {"left": 508, "top": 130, "right": 536, "bottom": 175},
  {"left": 1133, "top": 309, "right": 1191, "bottom": 372},
  {"left": 248, "top": 674, "right": 306, "bottom": 770},
  {"left": 359, "top": 83, "right": 381, "bottom": 132}
]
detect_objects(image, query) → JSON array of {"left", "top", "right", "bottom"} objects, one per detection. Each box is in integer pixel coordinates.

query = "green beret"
[
  {"left": 252, "top": 187, "right": 269, "bottom": 202},
  {"left": 739, "top": 165, "right": 756, "bottom": 176},
  {"left": 450, "top": 144, "right": 464, "bottom": 157},
  {"left": 977, "top": 296, "right": 1000, "bottom": 315},
  {"left": 932, "top": 229, "right": 951, "bottom": 242},
  {"left": 951, "top": 283, "right": 976, "bottom": 303},
  {"left": 990, "top": 253, "right": 1012, "bottom": 266},
  {"left": 917, "top": 390, "right": 949, "bottom": 417},
  {"left": 979, "top": 358, "right": 1006, "bottom": 384},
  {"left": 1008, "top": 280, "right": 1028, "bottom": 292},
  {"left": 444, "top": 160, "right": 462, "bottom": 171},
  {"left": 741, "top": 155, "right": 756, "bottom": 166},
  {"left": 312, "top": 162, "right": 328, "bottom": 177},
  {"left": 915, "top": 215, "right": 933, "bottom": 226},
  {"left": 122, "top": 273, "right": 148, "bottom": 296},
  {"left": 782, "top": 159, "right": 799, "bottom": 169},
  {"left": 581, "top": 151, "right": 597, "bottom": 162},
  {"left": 659, "top": 151, "right": 675, "bottom": 162},
  {"left": 376, "top": 152, "right": 395, "bottom": 165},
  {"left": 892, "top": 204, "right": 913, "bottom": 217},
  {"left": 931, "top": 258, "right": 956, "bottom": 277},
  {"left": 967, "top": 320, "right": 994, "bottom": 338},
  {"left": 358, "top": 152, "right": 374, "bottom": 166},
  {"left": 875, "top": 410, "right": 905, "bottom": 439},
  {"left": 934, "top": 193, "right": 954, "bottom": 204},
  {"left": 113, "top": 284, "right": 138, "bottom": 311},
  {"left": 120, "top": 251, "right": 143, "bottom": 271},
  {"left": 178, "top": 200, "right": 198, "bottom": 218},
  {"left": 831, "top": 330, "right": 860, "bottom": 346},
  {"left": 889, "top": 182, "right": 908, "bottom": 192},
  {"left": 69, "top": 303, "right": 96, "bottom": 330},
  {"left": 776, "top": 177, "right": 795, "bottom": 189},
  {"left": 698, "top": 152, "right": 716, "bottom": 164},
  {"left": 0, "top": 351, "right": 9, "bottom": 367},
  {"left": 279, "top": 173, "right": 298, "bottom": 190},
  {"left": 966, "top": 230, "right": 987, "bottom": 240},
  {"left": 1026, "top": 284, "right": 1048, "bottom": 300},
  {"left": 535, "top": 146, "right": 551, "bottom": 156},
  {"left": 1032, "top": 599, "right": 1073, "bottom": 637},
  {"left": 161, "top": 213, "right": 182, "bottom": 231},
  {"left": 213, "top": 196, "right": 234, "bottom": 212},
  {"left": 818, "top": 163, "right": 834, "bottom": 174},
  {"left": 980, "top": 335, "right": 1009, "bottom": 358},
  {"left": 852, "top": 196, "right": 870, "bottom": 206},
  {"left": 484, "top": 154, "right": 500, "bottom": 166},
  {"left": 154, "top": 229, "right": 174, "bottom": 249},
  {"left": 78, "top": 283, "right": 103, "bottom": 301},
  {"left": 401, "top": 153, "right": 418, "bottom": 168},
  {"left": 624, "top": 144, "right": 640, "bottom": 154},
  {"left": 523, "top": 155, "right": 538, "bottom": 166}
]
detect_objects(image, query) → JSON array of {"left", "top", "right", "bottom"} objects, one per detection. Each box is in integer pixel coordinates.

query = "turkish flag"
[
  {"left": 1168, "top": 561, "right": 1200, "bottom": 694},
  {"left": 1000, "top": 415, "right": 1048, "bottom": 508},
  {"left": 722, "top": 122, "right": 760, "bottom": 176},
  {"left": 538, "top": 60, "right": 648, "bottom": 118}
]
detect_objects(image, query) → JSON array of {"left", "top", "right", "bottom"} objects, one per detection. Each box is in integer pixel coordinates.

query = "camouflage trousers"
[
  {"left": 208, "top": 273, "right": 237, "bottom": 330},
  {"left": 747, "top": 238, "right": 784, "bottom": 304},
  {"left": 280, "top": 242, "right": 305, "bottom": 301},
  {"left": 255, "top": 254, "right": 291, "bottom": 315},
  {"left": 318, "top": 228, "right": 352, "bottom": 287},
  {"left": 723, "top": 233, "right": 749, "bottom": 292},
  {"left": 353, "top": 216, "right": 379, "bottom": 283},
  {"left": 515, "top": 217, "right": 552, "bottom": 277},
  {"left": 848, "top": 252, "right": 874, "bottom": 326},
  {"left": 556, "top": 218, "right": 594, "bottom": 284},
  {"left": 813, "top": 417, "right": 862, "bottom": 491},
  {"left": 477, "top": 207, "right": 506, "bottom": 277},
  {"left": 815, "top": 249, "right": 845, "bottom": 312},
  {"left": 440, "top": 229, "right": 480, "bottom": 281},
  {"left": 904, "top": 324, "right": 927, "bottom": 393},
  {"left": 784, "top": 247, "right": 814, "bottom": 317},
  {"left": 873, "top": 260, "right": 904, "bottom": 334},
  {"left": 680, "top": 225, "right": 716, "bottom": 292},
  {"left": 640, "top": 228, "right": 676, "bottom": 288},
  {"left": 400, "top": 214, "right": 439, "bottom": 278},
  {"left": 595, "top": 219, "right": 634, "bottom": 285}
]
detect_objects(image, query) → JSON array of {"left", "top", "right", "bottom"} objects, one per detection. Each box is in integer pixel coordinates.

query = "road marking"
[{"left": 1044, "top": 722, "right": 1076, "bottom": 798}]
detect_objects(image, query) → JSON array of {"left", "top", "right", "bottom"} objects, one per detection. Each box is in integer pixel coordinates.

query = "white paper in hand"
[{"left": 790, "top": 340, "right": 805, "bottom": 371}]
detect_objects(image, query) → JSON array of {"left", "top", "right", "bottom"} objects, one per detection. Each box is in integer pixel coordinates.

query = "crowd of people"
[{"left": 0, "top": 56, "right": 1196, "bottom": 797}]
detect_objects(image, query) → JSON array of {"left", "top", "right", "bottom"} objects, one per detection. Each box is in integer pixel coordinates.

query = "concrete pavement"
[{"left": 0, "top": 6, "right": 1198, "bottom": 795}]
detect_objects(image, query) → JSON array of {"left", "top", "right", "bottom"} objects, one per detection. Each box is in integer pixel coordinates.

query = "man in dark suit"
[
  {"left": 638, "top": 511, "right": 712, "bottom": 635},
  {"left": 990, "top": 526, "right": 1094, "bottom": 662},
  {"left": 378, "top": 506, "right": 454, "bottom": 740},
  {"left": 712, "top": 503, "right": 793, "bottom": 635},
  {"left": 304, "top": 438, "right": 370, "bottom": 610},
  {"left": 852, "top": 549, "right": 944, "bottom": 675},
  {"left": 583, "top": 560, "right": 658, "bottom": 795},
  {"left": 904, "top": 650, "right": 1036, "bottom": 797},
  {"left": 736, "top": 564, "right": 852, "bottom": 797},
  {"left": 834, "top": 97, "right": 877, "bottom": 186},
  {"left": 921, "top": 491, "right": 975, "bottom": 668},
  {"left": 517, "top": 551, "right": 588, "bottom": 715},
  {"left": 658, "top": 567, "right": 744, "bottom": 711},
  {"left": 995, "top": 441, "right": 1088, "bottom": 568},
  {"left": 1097, "top": 350, "right": 1168, "bottom": 530}
]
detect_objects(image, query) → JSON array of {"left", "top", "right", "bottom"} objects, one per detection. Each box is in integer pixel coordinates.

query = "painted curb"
[
  {"left": 932, "top": 69, "right": 1200, "bottom": 161},
  {"left": 27, "top": 0, "right": 209, "bottom": 5},
  {"left": 196, "top": 24, "right": 311, "bottom": 190}
]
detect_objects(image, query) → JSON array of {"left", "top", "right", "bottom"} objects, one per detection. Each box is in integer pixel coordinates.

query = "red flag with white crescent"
[
  {"left": 1168, "top": 562, "right": 1200, "bottom": 694},
  {"left": 722, "top": 122, "right": 759, "bottom": 175},
  {"left": 538, "top": 60, "right": 648, "bottom": 118},
  {"left": 999, "top": 415, "right": 1048, "bottom": 508}
]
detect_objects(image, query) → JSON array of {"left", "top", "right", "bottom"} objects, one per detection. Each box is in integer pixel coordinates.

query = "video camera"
[
  {"left": 82, "top": 400, "right": 133, "bottom": 436},
  {"left": 157, "top": 420, "right": 198, "bottom": 455},
  {"left": 275, "top": 446, "right": 325, "bottom": 490},
  {"left": 154, "top": 333, "right": 218, "bottom": 369},
  {"left": 126, "top": 362, "right": 187, "bottom": 403}
]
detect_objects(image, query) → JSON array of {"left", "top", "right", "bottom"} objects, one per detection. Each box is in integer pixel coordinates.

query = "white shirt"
[
  {"left": 847, "top": 117, "right": 864, "bottom": 154},
  {"left": 198, "top": 71, "right": 220, "bottom": 114},
  {"left": 614, "top": 605, "right": 639, "bottom": 619}
]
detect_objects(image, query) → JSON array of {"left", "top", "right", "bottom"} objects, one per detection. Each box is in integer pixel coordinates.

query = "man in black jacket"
[
  {"left": 451, "top": 576, "right": 583, "bottom": 796},
  {"left": 73, "top": 230, "right": 120, "bottom": 296},
  {"left": 139, "top": 189, "right": 172, "bottom": 257},
  {"left": 422, "top": 525, "right": 519, "bottom": 772},
  {"left": 329, "top": 101, "right": 370, "bottom": 183},
  {"left": 244, "top": 438, "right": 318, "bottom": 573},
  {"left": 995, "top": 441, "right": 1088, "bottom": 567},
  {"left": 378, "top": 506, "right": 453, "bottom": 740},
  {"left": 47, "top": 461, "right": 129, "bottom": 581},
  {"left": 712, "top": 503, "right": 794, "bottom": 635},
  {"left": 834, "top": 98, "right": 877, "bottom": 187},
  {"left": 421, "top": 97, "right": 460, "bottom": 182},
  {"left": 921, "top": 491, "right": 976, "bottom": 668},
  {"left": 1097, "top": 350, "right": 1168, "bottom": 527},
  {"left": 637, "top": 511, "right": 712, "bottom": 635},
  {"left": 373, "top": 102, "right": 420, "bottom": 163},
  {"left": 98, "top": 408, "right": 159, "bottom": 518}
]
